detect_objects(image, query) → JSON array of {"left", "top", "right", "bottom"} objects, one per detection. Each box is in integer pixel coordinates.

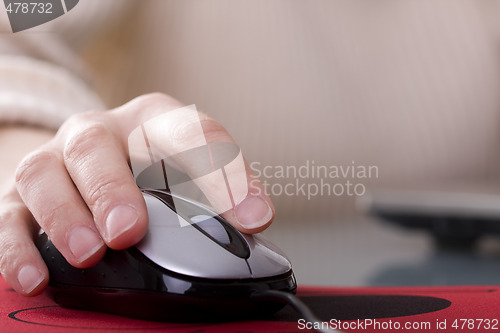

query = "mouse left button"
[
  {"left": 138, "top": 193, "right": 252, "bottom": 279},
  {"left": 143, "top": 190, "right": 251, "bottom": 259}
]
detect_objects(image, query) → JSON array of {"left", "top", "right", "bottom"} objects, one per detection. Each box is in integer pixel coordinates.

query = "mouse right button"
[{"left": 244, "top": 234, "right": 292, "bottom": 278}]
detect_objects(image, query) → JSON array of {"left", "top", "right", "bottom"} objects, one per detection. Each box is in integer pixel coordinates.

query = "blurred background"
[{"left": 4, "top": 0, "right": 500, "bottom": 286}]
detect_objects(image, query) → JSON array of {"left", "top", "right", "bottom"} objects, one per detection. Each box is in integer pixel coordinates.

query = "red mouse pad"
[{"left": 1, "top": 277, "right": 498, "bottom": 332}]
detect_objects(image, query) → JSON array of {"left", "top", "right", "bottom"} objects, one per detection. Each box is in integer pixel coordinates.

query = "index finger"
[{"left": 127, "top": 103, "right": 274, "bottom": 233}]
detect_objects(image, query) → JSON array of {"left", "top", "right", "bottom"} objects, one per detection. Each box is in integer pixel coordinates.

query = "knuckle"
[
  {"left": 134, "top": 92, "right": 175, "bottom": 106},
  {"left": 122, "top": 93, "right": 182, "bottom": 115},
  {"left": 198, "top": 118, "right": 231, "bottom": 142},
  {"left": 66, "top": 110, "right": 104, "bottom": 124},
  {"left": 86, "top": 177, "right": 130, "bottom": 210},
  {"left": 15, "top": 150, "right": 58, "bottom": 187},
  {"left": 0, "top": 207, "right": 31, "bottom": 276},
  {"left": 0, "top": 237, "right": 19, "bottom": 276},
  {"left": 36, "top": 201, "right": 72, "bottom": 234},
  {"left": 58, "top": 110, "right": 104, "bottom": 134},
  {"left": 71, "top": 110, "right": 104, "bottom": 122},
  {"left": 173, "top": 116, "right": 229, "bottom": 145},
  {"left": 63, "top": 122, "right": 111, "bottom": 164}
]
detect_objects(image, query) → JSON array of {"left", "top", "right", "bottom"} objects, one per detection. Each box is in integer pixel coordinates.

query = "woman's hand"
[{"left": 0, "top": 93, "right": 274, "bottom": 296}]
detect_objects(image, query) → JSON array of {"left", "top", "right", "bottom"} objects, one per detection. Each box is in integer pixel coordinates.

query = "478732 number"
[
  {"left": 5, "top": 2, "right": 53, "bottom": 14},
  {"left": 452, "top": 319, "right": 499, "bottom": 330}
]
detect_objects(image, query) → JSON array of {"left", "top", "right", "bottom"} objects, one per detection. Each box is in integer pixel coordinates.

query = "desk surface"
[
  {"left": 2, "top": 217, "right": 500, "bottom": 332},
  {"left": 1, "top": 277, "right": 498, "bottom": 333}
]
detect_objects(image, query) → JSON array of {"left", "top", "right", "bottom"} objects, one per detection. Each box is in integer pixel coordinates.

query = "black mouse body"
[{"left": 36, "top": 189, "right": 296, "bottom": 322}]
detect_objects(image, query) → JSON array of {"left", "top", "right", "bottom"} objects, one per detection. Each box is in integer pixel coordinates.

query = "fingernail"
[
  {"left": 105, "top": 205, "right": 139, "bottom": 242},
  {"left": 235, "top": 195, "right": 273, "bottom": 229},
  {"left": 17, "top": 265, "right": 44, "bottom": 294},
  {"left": 68, "top": 226, "right": 104, "bottom": 263}
]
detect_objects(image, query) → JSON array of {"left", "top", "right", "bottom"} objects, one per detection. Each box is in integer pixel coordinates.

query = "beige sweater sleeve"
[
  {"left": 0, "top": 55, "right": 103, "bottom": 130},
  {"left": 0, "top": 0, "right": 132, "bottom": 129}
]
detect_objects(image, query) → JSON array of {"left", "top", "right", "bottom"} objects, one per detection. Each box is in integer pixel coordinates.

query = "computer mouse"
[{"left": 36, "top": 189, "right": 297, "bottom": 322}]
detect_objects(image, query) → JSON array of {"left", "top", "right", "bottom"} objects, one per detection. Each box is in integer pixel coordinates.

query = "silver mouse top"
[{"left": 136, "top": 191, "right": 292, "bottom": 279}]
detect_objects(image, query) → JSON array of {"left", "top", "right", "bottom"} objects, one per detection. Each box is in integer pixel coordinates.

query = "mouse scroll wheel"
[
  {"left": 190, "top": 215, "right": 230, "bottom": 244},
  {"left": 189, "top": 214, "right": 250, "bottom": 259}
]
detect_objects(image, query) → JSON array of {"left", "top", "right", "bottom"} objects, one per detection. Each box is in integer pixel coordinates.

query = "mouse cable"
[{"left": 250, "top": 290, "right": 342, "bottom": 333}]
